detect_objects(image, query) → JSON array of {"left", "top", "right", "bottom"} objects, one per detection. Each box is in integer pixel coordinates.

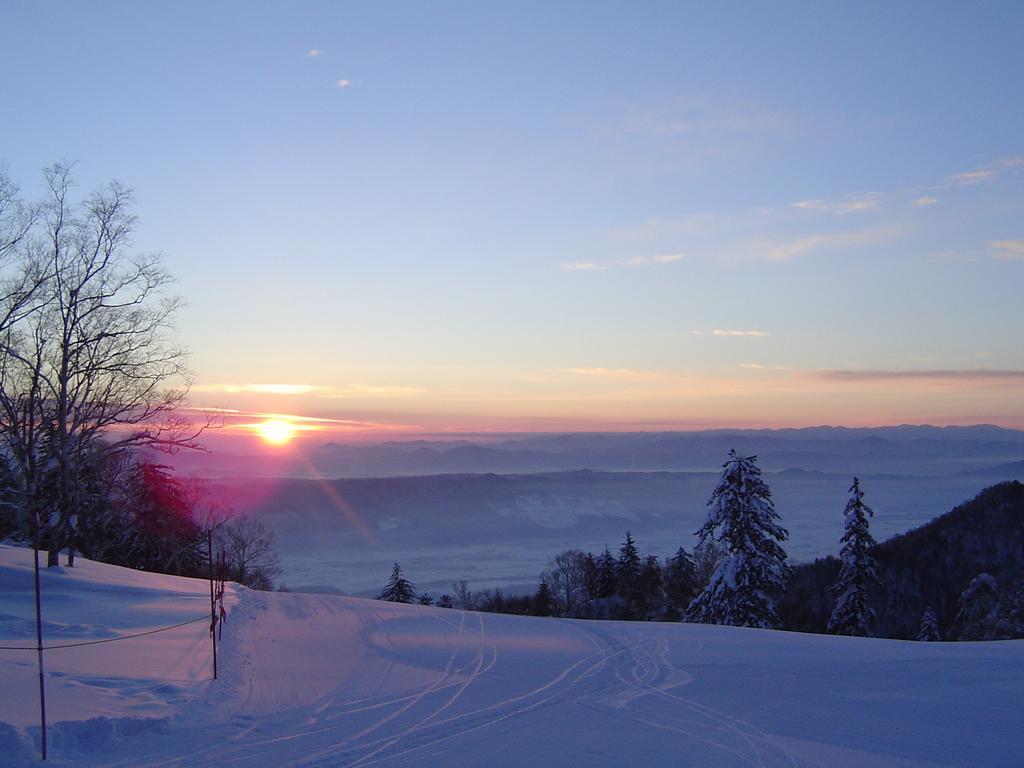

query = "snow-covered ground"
[{"left": 1, "top": 544, "right": 1021, "bottom": 767}]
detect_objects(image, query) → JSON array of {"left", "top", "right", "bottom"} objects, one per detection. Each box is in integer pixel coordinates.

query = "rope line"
[{"left": 0, "top": 615, "right": 209, "bottom": 651}]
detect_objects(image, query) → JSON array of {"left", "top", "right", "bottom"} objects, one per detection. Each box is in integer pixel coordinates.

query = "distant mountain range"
[
  {"left": 162, "top": 425, "right": 1024, "bottom": 595},
  {"left": 169, "top": 424, "right": 1024, "bottom": 479}
]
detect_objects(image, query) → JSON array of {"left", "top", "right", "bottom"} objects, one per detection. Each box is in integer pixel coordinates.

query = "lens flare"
[{"left": 256, "top": 419, "right": 297, "bottom": 446}]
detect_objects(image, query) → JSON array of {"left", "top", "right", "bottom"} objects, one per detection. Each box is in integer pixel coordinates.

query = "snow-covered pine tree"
[
  {"left": 684, "top": 450, "right": 789, "bottom": 628},
  {"left": 917, "top": 607, "right": 941, "bottom": 641},
  {"left": 827, "top": 477, "right": 880, "bottom": 636},
  {"left": 996, "top": 588, "right": 1024, "bottom": 639},
  {"left": 378, "top": 562, "right": 416, "bottom": 603},
  {"left": 956, "top": 573, "right": 1000, "bottom": 640}
]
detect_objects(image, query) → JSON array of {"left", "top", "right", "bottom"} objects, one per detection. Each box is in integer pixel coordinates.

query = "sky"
[{"left": 2, "top": 1, "right": 1023, "bottom": 440}]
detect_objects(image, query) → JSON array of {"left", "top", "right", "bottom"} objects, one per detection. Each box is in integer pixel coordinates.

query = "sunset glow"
[
  {"left": 255, "top": 419, "right": 298, "bottom": 446},
  {"left": 6, "top": 4, "right": 1021, "bottom": 435}
]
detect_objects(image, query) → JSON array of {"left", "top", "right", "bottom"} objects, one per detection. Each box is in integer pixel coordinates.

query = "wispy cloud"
[
  {"left": 193, "top": 383, "right": 422, "bottom": 398},
  {"left": 738, "top": 363, "right": 789, "bottom": 371},
  {"left": 762, "top": 226, "right": 900, "bottom": 261},
  {"left": 791, "top": 194, "right": 879, "bottom": 215},
  {"left": 713, "top": 329, "right": 770, "bottom": 338},
  {"left": 915, "top": 196, "right": 939, "bottom": 207},
  {"left": 561, "top": 261, "right": 607, "bottom": 272},
  {"left": 626, "top": 253, "right": 684, "bottom": 266},
  {"left": 193, "top": 383, "right": 331, "bottom": 396},
  {"left": 336, "top": 78, "right": 353, "bottom": 89},
  {"left": 178, "top": 405, "right": 420, "bottom": 434},
  {"left": 991, "top": 240, "right": 1024, "bottom": 260},
  {"left": 626, "top": 101, "right": 795, "bottom": 139},
  {"left": 306, "top": 48, "right": 324, "bottom": 58},
  {"left": 951, "top": 169, "right": 997, "bottom": 186},
  {"left": 949, "top": 155, "right": 1024, "bottom": 186}
]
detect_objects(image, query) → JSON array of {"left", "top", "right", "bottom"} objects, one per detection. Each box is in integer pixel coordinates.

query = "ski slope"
[{"left": 1, "top": 544, "right": 1021, "bottom": 767}]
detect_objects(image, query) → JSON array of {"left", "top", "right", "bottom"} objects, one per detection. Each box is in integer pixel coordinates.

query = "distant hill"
[
  {"left": 167, "top": 424, "right": 1024, "bottom": 479},
  {"left": 963, "top": 460, "right": 1024, "bottom": 479},
  {"left": 780, "top": 481, "right": 1024, "bottom": 638}
]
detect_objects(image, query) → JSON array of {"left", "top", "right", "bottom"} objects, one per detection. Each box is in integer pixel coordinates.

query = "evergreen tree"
[
  {"left": 533, "top": 580, "right": 553, "bottom": 617},
  {"left": 616, "top": 532, "right": 643, "bottom": 618},
  {"left": 917, "top": 607, "right": 941, "bottom": 641},
  {"left": 614, "top": 536, "right": 638, "bottom": 589},
  {"left": 582, "top": 552, "right": 601, "bottom": 601},
  {"left": 596, "top": 547, "right": 617, "bottom": 599},
  {"left": 956, "top": 573, "right": 1000, "bottom": 640},
  {"left": 436, "top": 594, "right": 454, "bottom": 609},
  {"left": 378, "top": 562, "right": 416, "bottom": 603},
  {"left": 685, "top": 450, "right": 789, "bottom": 628},
  {"left": 996, "top": 588, "right": 1024, "bottom": 639},
  {"left": 638, "top": 555, "right": 664, "bottom": 619},
  {"left": 828, "top": 478, "right": 880, "bottom": 636},
  {"left": 663, "top": 547, "right": 698, "bottom": 619},
  {"left": 417, "top": 593, "right": 434, "bottom": 606}
]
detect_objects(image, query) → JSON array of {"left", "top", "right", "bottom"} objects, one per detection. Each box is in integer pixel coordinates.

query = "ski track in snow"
[
  {"left": 128, "top": 600, "right": 893, "bottom": 768},
  {"left": 2, "top": 546, "right": 1022, "bottom": 768}
]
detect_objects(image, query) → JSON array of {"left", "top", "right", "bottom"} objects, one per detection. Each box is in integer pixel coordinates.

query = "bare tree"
[
  {"left": 0, "top": 164, "right": 37, "bottom": 263},
  {"left": 217, "top": 516, "right": 282, "bottom": 590},
  {"left": 541, "top": 549, "right": 590, "bottom": 617},
  {"left": 0, "top": 163, "right": 201, "bottom": 565},
  {"left": 0, "top": 166, "right": 52, "bottom": 547},
  {"left": 452, "top": 579, "right": 475, "bottom": 610}
]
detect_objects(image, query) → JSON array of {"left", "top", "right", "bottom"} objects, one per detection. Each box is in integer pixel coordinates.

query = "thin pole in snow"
[
  {"left": 32, "top": 509, "right": 47, "bottom": 760},
  {"left": 208, "top": 530, "right": 217, "bottom": 680}
]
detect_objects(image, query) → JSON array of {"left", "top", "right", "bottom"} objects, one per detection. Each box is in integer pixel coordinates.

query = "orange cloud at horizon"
[{"left": 180, "top": 365, "right": 1024, "bottom": 441}]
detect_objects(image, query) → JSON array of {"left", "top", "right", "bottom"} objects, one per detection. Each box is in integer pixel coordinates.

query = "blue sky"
[{"left": 2, "top": 2, "right": 1023, "bottom": 435}]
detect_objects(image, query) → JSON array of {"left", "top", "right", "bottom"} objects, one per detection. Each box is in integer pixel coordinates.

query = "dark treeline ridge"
[
  {"left": 0, "top": 448, "right": 283, "bottom": 591},
  {"left": 383, "top": 479, "right": 1024, "bottom": 642},
  {"left": 780, "top": 480, "right": 1024, "bottom": 639}
]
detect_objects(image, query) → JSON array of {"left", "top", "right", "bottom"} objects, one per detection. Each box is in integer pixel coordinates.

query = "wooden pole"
[
  {"left": 208, "top": 530, "right": 217, "bottom": 680},
  {"left": 32, "top": 509, "right": 47, "bottom": 760}
]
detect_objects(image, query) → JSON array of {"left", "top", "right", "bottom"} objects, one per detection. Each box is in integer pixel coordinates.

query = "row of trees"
[
  {"left": 950, "top": 572, "right": 1024, "bottom": 641},
  {"left": 0, "top": 163, "right": 196, "bottom": 566},
  {"left": 378, "top": 451, "right": 1021, "bottom": 641},
  {"left": 0, "top": 164, "right": 280, "bottom": 590}
]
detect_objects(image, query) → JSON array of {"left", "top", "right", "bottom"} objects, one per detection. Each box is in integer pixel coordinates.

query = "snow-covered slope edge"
[{"left": 1, "top": 543, "right": 1021, "bottom": 767}]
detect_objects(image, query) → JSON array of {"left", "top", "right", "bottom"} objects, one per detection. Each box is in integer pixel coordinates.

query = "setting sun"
[{"left": 255, "top": 419, "right": 297, "bottom": 446}]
